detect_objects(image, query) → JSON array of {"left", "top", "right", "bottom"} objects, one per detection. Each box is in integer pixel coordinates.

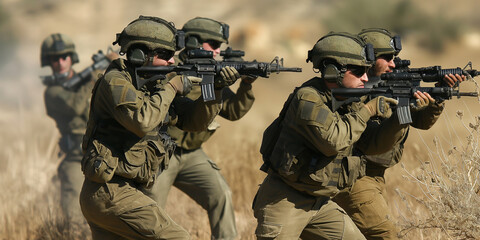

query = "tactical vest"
[
  {"left": 263, "top": 78, "right": 366, "bottom": 197},
  {"left": 81, "top": 60, "right": 171, "bottom": 188}
]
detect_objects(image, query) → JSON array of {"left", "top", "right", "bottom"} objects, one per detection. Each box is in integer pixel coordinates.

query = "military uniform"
[
  {"left": 146, "top": 49, "right": 255, "bottom": 240},
  {"left": 329, "top": 28, "right": 446, "bottom": 240},
  {"left": 253, "top": 77, "right": 408, "bottom": 239},
  {"left": 79, "top": 58, "right": 222, "bottom": 240},
  {"left": 333, "top": 103, "right": 444, "bottom": 240},
  {"left": 44, "top": 70, "right": 97, "bottom": 224}
]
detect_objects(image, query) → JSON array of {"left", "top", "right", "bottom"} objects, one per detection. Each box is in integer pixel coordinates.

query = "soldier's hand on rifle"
[
  {"left": 364, "top": 96, "right": 398, "bottom": 118},
  {"left": 437, "top": 73, "right": 465, "bottom": 87},
  {"left": 168, "top": 75, "right": 201, "bottom": 96},
  {"left": 215, "top": 66, "right": 240, "bottom": 89},
  {"left": 241, "top": 75, "right": 257, "bottom": 84},
  {"left": 410, "top": 91, "right": 435, "bottom": 112}
]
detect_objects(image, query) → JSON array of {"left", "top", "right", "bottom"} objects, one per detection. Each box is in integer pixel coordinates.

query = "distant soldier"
[
  {"left": 332, "top": 28, "right": 465, "bottom": 240},
  {"left": 41, "top": 33, "right": 98, "bottom": 224},
  {"left": 253, "top": 32, "right": 411, "bottom": 239},
  {"left": 146, "top": 17, "right": 256, "bottom": 240},
  {"left": 79, "top": 15, "right": 237, "bottom": 239}
]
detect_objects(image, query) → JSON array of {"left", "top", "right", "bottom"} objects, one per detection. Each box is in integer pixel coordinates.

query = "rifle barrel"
[
  {"left": 457, "top": 91, "right": 479, "bottom": 97},
  {"left": 278, "top": 67, "right": 302, "bottom": 72}
]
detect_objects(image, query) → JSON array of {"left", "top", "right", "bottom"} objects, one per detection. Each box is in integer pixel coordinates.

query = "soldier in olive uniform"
[
  {"left": 146, "top": 17, "right": 255, "bottom": 240},
  {"left": 331, "top": 28, "right": 465, "bottom": 240},
  {"left": 253, "top": 32, "right": 413, "bottom": 239},
  {"left": 79, "top": 16, "right": 238, "bottom": 240},
  {"left": 41, "top": 33, "right": 99, "bottom": 224}
]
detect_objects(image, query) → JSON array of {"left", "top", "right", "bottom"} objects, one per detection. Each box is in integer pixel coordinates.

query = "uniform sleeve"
[
  {"left": 356, "top": 114, "right": 409, "bottom": 155},
  {"left": 102, "top": 71, "right": 176, "bottom": 138},
  {"left": 171, "top": 88, "right": 222, "bottom": 132},
  {"left": 286, "top": 88, "right": 372, "bottom": 157},
  {"left": 410, "top": 102, "right": 444, "bottom": 130},
  {"left": 218, "top": 81, "right": 255, "bottom": 121}
]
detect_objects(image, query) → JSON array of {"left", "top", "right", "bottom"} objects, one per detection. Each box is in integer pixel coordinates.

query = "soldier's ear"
[
  {"left": 322, "top": 64, "right": 341, "bottom": 83},
  {"left": 185, "top": 36, "right": 200, "bottom": 49},
  {"left": 128, "top": 48, "right": 147, "bottom": 66}
]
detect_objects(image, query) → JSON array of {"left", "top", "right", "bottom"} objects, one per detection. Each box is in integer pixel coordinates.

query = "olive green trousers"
[
  {"left": 57, "top": 154, "right": 84, "bottom": 224},
  {"left": 80, "top": 177, "right": 189, "bottom": 240},
  {"left": 253, "top": 173, "right": 366, "bottom": 240},
  {"left": 146, "top": 148, "right": 236, "bottom": 240},
  {"left": 333, "top": 175, "right": 398, "bottom": 240}
]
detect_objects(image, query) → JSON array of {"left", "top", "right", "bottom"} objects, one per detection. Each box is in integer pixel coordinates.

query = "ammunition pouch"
[
  {"left": 337, "top": 156, "right": 366, "bottom": 189},
  {"left": 115, "top": 136, "right": 167, "bottom": 189},
  {"left": 81, "top": 139, "right": 118, "bottom": 183}
]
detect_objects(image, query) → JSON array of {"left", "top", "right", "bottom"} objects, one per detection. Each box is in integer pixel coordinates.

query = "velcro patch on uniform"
[
  {"left": 300, "top": 101, "right": 315, "bottom": 120},
  {"left": 315, "top": 108, "right": 330, "bottom": 125},
  {"left": 111, "top": 85, "right": 137, "bottom": 107}
]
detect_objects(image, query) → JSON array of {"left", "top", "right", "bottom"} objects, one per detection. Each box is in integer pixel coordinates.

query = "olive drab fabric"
[
  {"left": 80, "top": 57, "right": 222, "bottom": 240},
  {"left": 80, "top": 177, "right": 190, "bottom": 240},
  {"left": 332, "top": 102, "right": 444, "bottom": 240},
  {"left": 41, "top": 33, "right": 79, "bottom": 67},
  {"left": 182, "top": 17, "right": 229, "bottom": 43},
  {"left": 145, "top": 47, "right": 254, "bottom": 240},
  {"left": 254, "top": 76, "right": 409, "bottom": 239},
  {"left": 81, "top": 58, "right": 222, "bottom": 187},
  {"left": 167, "top": 80, "right": 254, "bottom": 150},
  {"left": 147, "top": 148, "right": 237, "bottom": 240},
  {"left": 264, "top": 78, "right": 373, "bottom": 197},
  {"left": 44, "top": 69, "right": 96, "bottom": 224},
  {"left": 253, "top": 172, "right": 366, "bottom": 240},
  {"left": 167, "top": 50, "right": 255, "bottom": 149}
]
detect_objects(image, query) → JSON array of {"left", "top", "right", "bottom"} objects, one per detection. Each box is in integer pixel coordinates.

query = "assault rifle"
[
  {"left": 390, "top": 59, "right": 480, "bottom": 86},
  {"left": 331, "top": 65, "right": 479, "bottom": 124},
  {"left": 41, "top": 49, "right": 114, "bottom": 90},
  {"left": 135, "top": 49, "right": 302, "bottom": 101}
]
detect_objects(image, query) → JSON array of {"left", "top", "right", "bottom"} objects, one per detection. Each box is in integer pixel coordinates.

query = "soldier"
[
  {"left": 79, "top": 16, "right": 238, "bottom": 239},
  {"left": 253, "top": 32, "right": 413, "bottom": 239},
  {"left": 41, "top": 33, "right": 98, "bottom": 224},
  {"left": 332, "top": 28, "right": 465, "bottom": 240},
  {"left": 146, "top": 17, "right": 255, "bottom": 240}
]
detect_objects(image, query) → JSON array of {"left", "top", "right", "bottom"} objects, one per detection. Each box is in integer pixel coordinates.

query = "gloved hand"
[
  {"left": 241, "top": 75, "right": 257, "bottom": 84},
  {"left": 410, "top": 91, "right": 435, "bottom": 112},
  {"left": 168, "top": 75, "right": 202, "bottom": 96},
  {"left": 364, "top": 96, "right": 398, "bottom": 118},
  {"left": 214, "top": 66, "right": 240, "bottom": 89}
]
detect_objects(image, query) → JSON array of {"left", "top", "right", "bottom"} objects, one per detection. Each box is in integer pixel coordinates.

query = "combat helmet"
[
  {"left": 358, "top": 28, "right": 402, "bottom": 57},
  {"left": 40, "top": 33, "right": 79, "bottom": 67},
  {"left": 182, "top": 17, "right": 229, "bottom": 48},
  {"left": 306, "top": 32, "right": 375, "bottom": 86},
  {"left": 113, "top": 15, "right": 177, "bottom": 55}
]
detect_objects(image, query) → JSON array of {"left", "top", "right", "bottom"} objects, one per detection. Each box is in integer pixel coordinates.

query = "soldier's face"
[
  {"left": 372, "top": 54, "right": 395, "bottom": 76},
  {"left": 342, "top": 66, "right": 368, "bottom": 88},
  {"left": 202, "top": 40, "right": 222, "bottom": 57},
  {"left": 50, "top": 54, "right": 72, "bottom": 74}
]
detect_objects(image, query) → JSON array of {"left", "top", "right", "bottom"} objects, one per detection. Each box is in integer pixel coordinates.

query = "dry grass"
[
  {"left": 394, "top": 112, "right": 480, "bottom": 240},
  {"left": 2, "top": 95, "right": 479, "bottom": 240}
]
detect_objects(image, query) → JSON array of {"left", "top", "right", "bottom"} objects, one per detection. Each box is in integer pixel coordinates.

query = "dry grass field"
[{"left": 1, "top": 0, "right": 480, "bottom": 239}]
